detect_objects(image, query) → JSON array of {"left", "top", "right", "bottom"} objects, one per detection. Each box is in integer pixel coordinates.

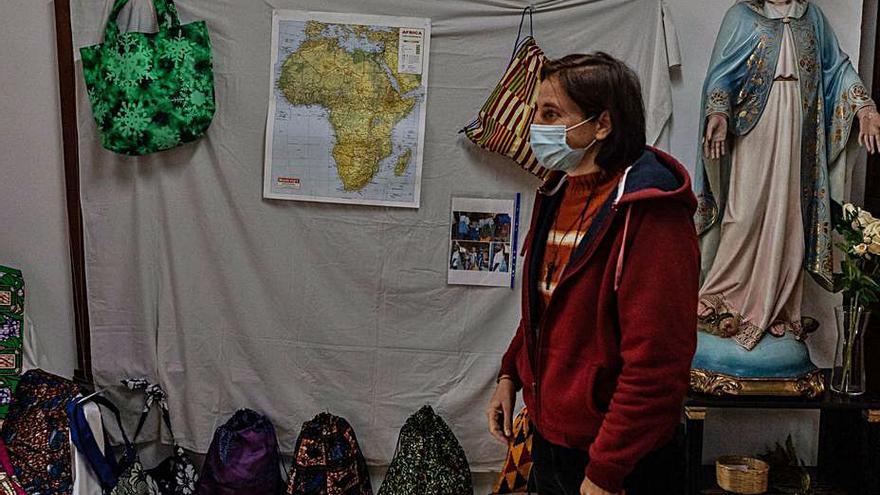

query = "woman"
[{"left": 486, "top": 53, "right": 700, "bottom": 495}]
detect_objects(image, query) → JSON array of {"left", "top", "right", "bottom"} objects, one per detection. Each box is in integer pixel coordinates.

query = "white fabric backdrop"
[{"left": 71, "top": 0, "right": 679, "bottom": 468}]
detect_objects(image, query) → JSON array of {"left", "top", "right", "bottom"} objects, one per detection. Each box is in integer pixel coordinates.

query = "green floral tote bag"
[{"left": 80, "top": 0, "right": 215, "bottom": 156}]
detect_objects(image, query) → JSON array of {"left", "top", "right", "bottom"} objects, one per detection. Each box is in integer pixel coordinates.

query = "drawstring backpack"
[
  {"left": 460, "top": 6, "right": 547, "bottom": 178},
  {"left": 117, "top": 379, "right": 199, "bottom": 495},
  {"left": 2, "top": 369, "right": 81, "bottom": 495},
  {"left": 286, "top": 412, "right": 373, "bottom": 495},
  {"left": 196, "top": 408, "right": 285, "bottom": 495},
  {"left": 377, "top": 405, "right": 472, "bottom": 495},
  {"left": 490, "top": 408, "right": 535, "bottom": 494},
  {"left": 80, "top": 0, "right": 215, "bottom": 155}
]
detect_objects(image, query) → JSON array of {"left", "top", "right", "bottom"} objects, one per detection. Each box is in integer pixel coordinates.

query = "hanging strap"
[
  {"left": 68, "top": 395, "right": 137, "bottom": 490},
  {"left": 509, "top": 5, "right": 535, "bottom": 64},
  {"left": 104, "top": 0, "right": 182, "bottom": 41},
  {"left": 459, "top": 5, "right": 537, "bottom": 135},
  {"left": 122, "top": 379, "right": 177, "bottom": 445}
]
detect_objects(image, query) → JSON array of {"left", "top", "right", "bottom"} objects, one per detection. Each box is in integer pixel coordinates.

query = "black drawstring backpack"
[{"left": 378, "top": 405, "right": 472, "bottom": 495}]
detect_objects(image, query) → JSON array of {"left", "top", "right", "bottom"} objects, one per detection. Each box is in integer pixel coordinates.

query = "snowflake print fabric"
[{"left": 80, "top": 0, "right": 215, "bottom": 156}]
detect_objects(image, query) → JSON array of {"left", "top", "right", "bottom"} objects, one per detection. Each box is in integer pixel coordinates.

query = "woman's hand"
[
  {"left": 858, "top": 105, "right": 880, "bottom": 154},
  {"left": 702, "top": 113, "right": 728, "bottom": 160},
  {"left": 580, "top": 476, "right": 623, "bottom": 495},
  {"left": 486, "top": 378, "right": 516, "bottom": 444}
]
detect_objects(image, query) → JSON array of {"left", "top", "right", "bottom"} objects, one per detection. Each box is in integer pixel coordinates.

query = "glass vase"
[{"left": 831, "top": 305, "right": 871, "bottom": 396}]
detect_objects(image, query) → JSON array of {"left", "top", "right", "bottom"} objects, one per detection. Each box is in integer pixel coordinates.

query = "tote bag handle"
[
  {"left": 68, "top": 394, "right": 137, "bottom": 489},
  {"left": 103, "top": 0, "right": 182, "bottom": 41}
]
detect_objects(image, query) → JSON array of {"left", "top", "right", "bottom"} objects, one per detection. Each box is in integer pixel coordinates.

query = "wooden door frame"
[{"left": 53, "top": 0, "right": 92, "bottom": 385}]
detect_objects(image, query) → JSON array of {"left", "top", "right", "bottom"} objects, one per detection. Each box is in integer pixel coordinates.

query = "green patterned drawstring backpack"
[
  {"left": 378, "top": 405, "right": 473, "bottom": 495},
  {"left": 80, "top": 0, "right": 215, "bottom": 156}
]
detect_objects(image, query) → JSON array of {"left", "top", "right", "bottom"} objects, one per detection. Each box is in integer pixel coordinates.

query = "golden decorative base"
[{"left": 690, "top": 368, "right": 825, "bottom": 398}]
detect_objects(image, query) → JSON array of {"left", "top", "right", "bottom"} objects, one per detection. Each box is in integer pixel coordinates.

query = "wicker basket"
[{"left": 715, "top": 455, "right": 769, "bottom": 494}]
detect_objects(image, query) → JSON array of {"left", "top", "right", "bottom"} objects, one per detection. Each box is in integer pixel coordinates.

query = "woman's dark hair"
[{"left": 541, "top": 52, "right": 646, "bottom": 173}]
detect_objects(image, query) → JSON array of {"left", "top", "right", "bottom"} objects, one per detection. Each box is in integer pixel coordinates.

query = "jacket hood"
[
  {"left": 614, "top": 147, "right": 697, "bottom": 213},
  {"left": 539, "top": 147, "right": 697, "bottom": 215}
]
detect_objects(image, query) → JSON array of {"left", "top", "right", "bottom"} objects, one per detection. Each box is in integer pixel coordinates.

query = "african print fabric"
[
  {"left": 377, "top": 405, "right": 472, "bottom": 495},
  {"left": 0, "top": 266, "right": 24, "bottom": 419},
  {"left": 491, "top": 408, "right": 534, "bottom": 494},
  {"left": 286, "top": 412, "right": 372, "bottom": 495},
  {"left": 2, "top": 369, "right": 81, "bottom": 495}
]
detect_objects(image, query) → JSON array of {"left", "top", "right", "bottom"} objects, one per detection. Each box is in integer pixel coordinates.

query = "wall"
[
  {"left": 0, "top": 0, "right": 75, "bottom": 378},
  {"left": 0, "top": 0, "right": 875, "bottom": 483}
]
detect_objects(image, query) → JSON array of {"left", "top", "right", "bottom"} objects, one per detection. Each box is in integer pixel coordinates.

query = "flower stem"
[{"left": 840, "top": 293, "right": 861, "bottom": 392}]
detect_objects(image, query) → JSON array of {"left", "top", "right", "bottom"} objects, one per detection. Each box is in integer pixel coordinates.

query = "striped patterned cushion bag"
[{"left": 462, "top": 7, "right": 547, "bottom": 178}]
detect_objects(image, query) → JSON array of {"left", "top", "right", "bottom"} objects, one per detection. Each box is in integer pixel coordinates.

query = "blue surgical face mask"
[{"left": 529, "top": 117, "right": 598, "bottom": 172}]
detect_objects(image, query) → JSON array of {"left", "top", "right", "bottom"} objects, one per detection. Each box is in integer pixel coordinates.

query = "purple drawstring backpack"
[{"left": 196, "top": 408, "right": 285, "bottom": 495}]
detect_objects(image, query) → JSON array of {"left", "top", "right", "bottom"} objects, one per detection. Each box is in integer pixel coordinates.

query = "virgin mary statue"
[{"left": 692, "top": 0, "right": 880, "bottom": 395}]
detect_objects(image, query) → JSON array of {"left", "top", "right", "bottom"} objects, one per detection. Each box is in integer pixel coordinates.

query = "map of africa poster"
[{"left": 264, "top": 11, "right": 430, "bottom": 208}]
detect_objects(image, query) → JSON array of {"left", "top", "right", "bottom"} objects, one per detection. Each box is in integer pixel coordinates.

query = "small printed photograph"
[
  {"left": 448, "top": 196, "right": 520, "bottom": 288},
  {"left": 449, "top": 241, "right": 492, "bottom": 271},
  {"left": 451, "top": 212, "right": 513, "bottom": 243},
  {"left": 489, "top": 243, "right": 511, "bottom": 273}
]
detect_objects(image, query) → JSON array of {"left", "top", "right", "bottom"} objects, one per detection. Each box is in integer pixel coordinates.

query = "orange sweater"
[{"left": 539, "top": 171, "right": 621, "bottom": 307}]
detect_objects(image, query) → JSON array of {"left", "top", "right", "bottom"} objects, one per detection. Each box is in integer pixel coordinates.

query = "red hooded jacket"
[{"left": 499, "top": 147, "right": 700, "bottom": 493}]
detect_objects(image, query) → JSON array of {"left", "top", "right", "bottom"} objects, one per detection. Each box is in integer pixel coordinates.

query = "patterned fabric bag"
[
  {"left": 0, "top": 438, "right": 26, "bottom": 495},
  {"left": 461, "top": 7, "right": 546, "bottom": 178},
  {"left": 0, "top": 266, "right": 25, "bottom": 418},
  {"left": 0, "top": 474, "right": 24, "bottom": 495},
  {"left": 490, "top": 408, "right": 534, "bottom": 494},
  {"left": 68, "top": 394, "right": 137, "bottom": 491},
  {"left": 121, "top": 379, "right": 199, "bottom": 495},
  {"left": 2, "top": 369, "right": 82, "bottom": 495},
  {"left": 196, "top": 408, "right": 285, "bottom": 495},
  {"left": 286, "top": 412, "right": 373, "bottom": 495},
  {"left": 80, "top": 0, "right": 215, "bottom": 155},
  {"left": 377, "top": 405, "right": 472, "bottom": 495},
  {"left": 112, "top": 461, "right": 160, "bottom": 495}
]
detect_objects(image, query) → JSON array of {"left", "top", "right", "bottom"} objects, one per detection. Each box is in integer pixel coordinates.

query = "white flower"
[
  {"left": 854, "top": 243, "right": 869, "bottom": 256},
  {"left": 865, "top": 221, "right": 880, "bottom": 240},
  {"left": 176, "top": 463, "right": 197, "bottom": 494},
  {"left": 858, "top": 209, "right": 876, "bottom": 227},
  {"left": 844, "top": 203, "right": 858, "bottom": 216}
]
